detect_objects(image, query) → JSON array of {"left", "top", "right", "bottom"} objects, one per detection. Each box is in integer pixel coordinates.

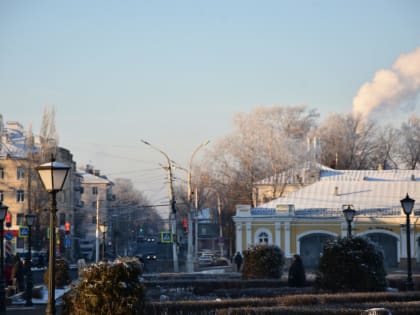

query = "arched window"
[
  {"left": 258, "top": 232, "right": 269, "bottom": 244},
  {"left": 254, "top": 228, "right": 273, "bottom": 245}
]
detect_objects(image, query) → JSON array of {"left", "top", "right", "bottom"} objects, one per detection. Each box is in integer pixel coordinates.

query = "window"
[
  {"left": 258, "top": 232, "right": 269, "bottom": 244},
  {"left": 59, "top": 213, "right": 66, "bottom": 226},
  {"left": 92, "top": 187, "right": 98, "bottom": 195},
  {"left": 16, "top": 190, "right": 24, "bottom": 202},
  {"left": 16, "top": 213, "right": 24, "bottom": 225},
  {"left": 16, "top": 237, "right": 24, "bottom": 249},
  {"left": 0, "top": 190, "right": 3, "bottom": 202},
  {"left": 17, "top": 166, "right": 25, "bottom": 179},
  {"left": 92, "top": 216, "right": 97, "bottom": 225},
  {"left": 0, "top": 167, "right": 4, "bottom": 179},
  {"left": 92, "top": 201, "right": 96, "bottom": 208}
]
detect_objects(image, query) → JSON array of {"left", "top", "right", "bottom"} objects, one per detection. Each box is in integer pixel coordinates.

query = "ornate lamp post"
[
  {"left": 36, "top": 157, "right": 70, "bottom": 315},
  {"left": 343, "top": 205, "right": 356, "bottom": 238},
  {"left": 25, "top": 213, "right": 37, "bottom": 306},
  {"left": 400, "top": 194, "right": 415, "bottom": 291},
  {"left": 99, "top": 222, "right": 108, "bottom": 261},
  {"left": 0, "top": 202, "right": 8, "bottom": 313}
]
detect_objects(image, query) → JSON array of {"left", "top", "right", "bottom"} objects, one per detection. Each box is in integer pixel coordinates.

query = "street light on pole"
[
  {"left": 25, "top": 213, "right": 37, "bottom": 307},
  {"left": 36, "top": 156, "right": 70, "bottom": 315},
  {"left": 343, "top": 205, "right": 356, "bottom": 238},
  {"left": 186, "top": 140, "right": 210, "bottom": 272},
  {"left": 0, "top": 202, "right": 8, "bottom": 314},
  {"left": 400, "top": 194, "right": 415, "bottom": 291},
  {"left": 141, "top": 139, "right": 179, "bottom": 272},
  {"left": 99, "top": 222, "right": 108, "bottom": 261}
]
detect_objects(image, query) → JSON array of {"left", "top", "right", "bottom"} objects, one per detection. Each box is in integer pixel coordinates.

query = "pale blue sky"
[{"left": 1, "top": 0, "right": 419, "bottom": 208}]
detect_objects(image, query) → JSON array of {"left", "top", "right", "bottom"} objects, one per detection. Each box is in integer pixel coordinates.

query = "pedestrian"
[
  {"left": 234, "top": 252, "right": 243, "bottom": 271},
  {"left": 288, "top": 254, "right": 306, "bottom": 287},
  {"left": 4, "top": 255, "right": 13, "bottom": 286},
  {"left": 11, "top": 254, "right": 25, "bottom": 292}
]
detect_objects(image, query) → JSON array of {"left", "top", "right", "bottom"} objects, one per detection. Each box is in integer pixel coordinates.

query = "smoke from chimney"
[{"left": 352, "top": 47, "right": 420, "bottom": 120}]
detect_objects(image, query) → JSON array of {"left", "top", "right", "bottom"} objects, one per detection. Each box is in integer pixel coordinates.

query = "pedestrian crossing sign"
[{"left": 161, "top": 231, "right": 173, "bottom": 243}]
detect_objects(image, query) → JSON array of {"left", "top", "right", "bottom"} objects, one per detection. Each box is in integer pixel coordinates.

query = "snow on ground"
[{"left": 11, "top": 285, "right": 71, "bottom": 305}]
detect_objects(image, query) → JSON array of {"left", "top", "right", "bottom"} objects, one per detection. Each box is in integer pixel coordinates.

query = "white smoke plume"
[{"left": 352, "top": 47, "right": 420, "bottom": 120}]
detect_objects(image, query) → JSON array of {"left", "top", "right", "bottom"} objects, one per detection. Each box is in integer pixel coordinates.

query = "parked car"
[
  {"left": 146, "top": 253, "right": 157, "bottom": 260},
  {"left": 198, "top": 253, "right": 216, "bottom": 266}
]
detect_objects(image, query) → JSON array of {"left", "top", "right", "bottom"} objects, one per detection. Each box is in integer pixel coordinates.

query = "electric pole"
[{"left": 141, "top": 140, "right": 179, "bottom": 272}]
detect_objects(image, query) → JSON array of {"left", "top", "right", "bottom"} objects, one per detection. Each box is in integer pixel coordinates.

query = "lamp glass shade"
[
  {"left": 401, "top": 194, "right": 415, "bottom": 215},
  {"left": 25, "top": 213, "right": 37, "bottom": 227},
  {"left": 36, "top": 161, "right": 70, "bottom": 192},
  {"left": 0, "top": 202, "right": 8, "bottom": 221},
  {"left": 99, "top": 224, "right": 108, "bottom": 233},
  {"left": 343, "top": 206, "right": 356, "bottom": 222}
]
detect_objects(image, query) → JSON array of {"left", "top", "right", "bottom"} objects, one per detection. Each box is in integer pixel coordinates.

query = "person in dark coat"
[
  {"left": 288, "top": 254, "right": 306, "bottom": 287},
  {"left": 11, "top": 254, "right": 25, "bottom": 292},
  {"left": 234, "top": 252, "right": 243, "bottom": 271}
]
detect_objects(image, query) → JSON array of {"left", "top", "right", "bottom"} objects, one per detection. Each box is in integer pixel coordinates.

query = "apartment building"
[
  {"left": 76, "top": 165, "right": 114, "bottom": 261},
  {"left": 0, "top": 116, "right": 80, "bottom": 260}
]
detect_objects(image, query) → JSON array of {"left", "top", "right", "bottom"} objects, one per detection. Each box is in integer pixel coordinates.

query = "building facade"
[
  {"left": 0, "top": 116, "right": 81, "bottom": 261},
  {"left": 76, "top": 166, "right": 113, "bottom": 261},
  {"left": 234, "top": 167, "right": 420, "bottom": 270}
]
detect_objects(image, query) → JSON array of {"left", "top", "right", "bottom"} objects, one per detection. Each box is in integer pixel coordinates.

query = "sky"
[{"left": 1, "top": 0, "right": 420, "bottom": 215}]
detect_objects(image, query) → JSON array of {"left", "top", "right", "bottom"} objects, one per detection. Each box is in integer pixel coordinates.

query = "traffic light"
[
  {"left": 65, "top": 222, "right": 71, "bottom": 234},
  {"left": 139, "top": 227, "right": 144, "bottom": 233},
  {"left": 182, "top": 217, "right": 188, "bottom": 234},
  {"left": 5, "top": 212, "right": 11, "bottom": 228}
]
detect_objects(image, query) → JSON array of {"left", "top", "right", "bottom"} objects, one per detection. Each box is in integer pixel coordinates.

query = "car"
[
  {"left": 198, "top": 253, "right": 216, "bottom": 266},
  {"left": 146, "top": 253, "right": 157, "bottom": 260}
]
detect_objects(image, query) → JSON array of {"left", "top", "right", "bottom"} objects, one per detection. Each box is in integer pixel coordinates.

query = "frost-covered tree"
[
  {"left": 316, "top": 113, "right": 378, "bottom": 169},
  {"left": 398, "top": 114, "right": 420, "bottom": 169},
  {"left": 111, "top": 178, "right": 160, "bottom": 253}
]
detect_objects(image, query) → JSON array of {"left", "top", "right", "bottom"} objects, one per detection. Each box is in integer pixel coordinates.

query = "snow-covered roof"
[
  {"left": 257, "top": 168, "right": 420, "bottom": 215},
  {"left": 79, "top": 172, "right": 112, "bottom": 185},
  {"left": 254, "top": 162, "right": 334, "bottom": 185},
  {"left": 0, "top": 120, "right": 40, "bottom": 158}
]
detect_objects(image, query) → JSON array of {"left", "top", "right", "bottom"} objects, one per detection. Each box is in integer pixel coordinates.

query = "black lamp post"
[
  {"left": 400, "top": 193, "right": 415, "bottom": 291},
  {"left": 99, "top": 222, "right": 108, "bottom": 261},
  {"left": 36, "top": 157, "right": 70, "bottom": 315},
  {"left": 0, "top": 202, "right": 8, "bottom": 313},
  {"left": 343, "top": 205, "right": 356, "bottom": 238},
  {"left": 25, "top": 213, "right": 37, "bottom": 306}
]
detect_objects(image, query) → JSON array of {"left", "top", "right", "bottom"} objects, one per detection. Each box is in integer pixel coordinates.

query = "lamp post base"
[{"left": 406, "top": 279, "right": 414, "bottom": 291}]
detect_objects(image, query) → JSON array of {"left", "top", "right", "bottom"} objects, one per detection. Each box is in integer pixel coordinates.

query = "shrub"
[
  {"left": 315, "top": 237, "right": 387, "bottom": 292},
  {"left": 242, "top": 245, "right": 285, "bottom": 279},
  {"left": 44, "top": 258, "right": 71, "bottom": 288},
  {"left": 62, "top": 257, "right": 145, "bottom": 315}
]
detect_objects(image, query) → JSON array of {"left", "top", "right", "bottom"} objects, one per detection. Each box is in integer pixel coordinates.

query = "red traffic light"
[
  {"left": 65, "top": 222, "right": 71, "bottom": 233},
  {"left": 5, "top": 212, "right": 11, "bottom": 228}
]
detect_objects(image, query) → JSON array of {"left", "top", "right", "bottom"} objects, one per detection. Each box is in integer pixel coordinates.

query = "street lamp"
[
  {"left": 187, "top": 140, "right": 210, "bottom": 273},
  {"left": 36, "top": 157, "right": 70, "bottom": 315},
  {"left": 141, "top": 139, "right": 179, "bottom": 272},
  {"left": 400, "top": 193, "right": 415, "bottom": 291},
  {"left": 343, "top": 205, "right": 356, "bottom": 238},
  {"left": 99, "top": 222, "right": 108, "bottom": 261},
  {"left": 0, "top": 202, "right": 8, "bottom": 313},
  {"left": 25, "top": 213, "right": 37, "bottom": 307}
]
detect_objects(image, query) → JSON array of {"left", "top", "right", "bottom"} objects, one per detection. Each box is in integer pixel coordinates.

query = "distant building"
[
  {"left": 77, "top": 166, "right": 113, "bottom": 261},
  {"left": 234, "top": 166, "right": 420, "bottom": 270}
]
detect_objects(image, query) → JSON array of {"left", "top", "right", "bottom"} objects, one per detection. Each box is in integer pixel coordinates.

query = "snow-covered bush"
[
  {"left": 315, "top": 237, "right": 387, "bottom": 292},
  {"left": 242, "top": 244, "right": 285, "bottom": 279},
  {"left": 62, "top": 257, "right": 145, "bottom": 315}
]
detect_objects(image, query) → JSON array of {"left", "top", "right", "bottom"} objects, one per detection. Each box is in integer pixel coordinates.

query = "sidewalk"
[{"left": 4, "top": 304, "right": 63, "bottom": 315}]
